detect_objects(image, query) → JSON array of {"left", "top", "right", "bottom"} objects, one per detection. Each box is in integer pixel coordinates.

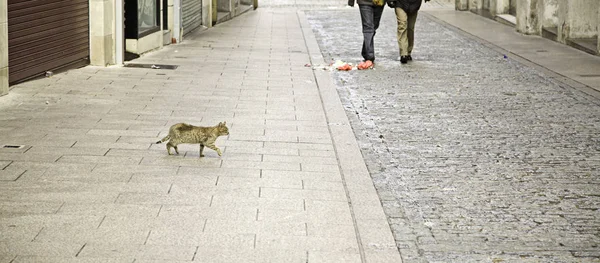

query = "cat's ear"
[
  {"left": 223, "top": 121, "right": 226, "bottom": 125},
  {"left": 218, "top": 122, "right": 223, "bottom": 126}
]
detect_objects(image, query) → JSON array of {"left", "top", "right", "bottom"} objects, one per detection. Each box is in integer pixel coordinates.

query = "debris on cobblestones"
[
  {"left": 308, "top": 60, "right": 366, "bottom": 71},
  {"left": 332, "top": 60, "right": 353, "bottom": 71}
]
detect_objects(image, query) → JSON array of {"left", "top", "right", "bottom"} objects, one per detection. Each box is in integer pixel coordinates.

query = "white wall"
[
  {"left": 559, "top": 0, "right": 599, "bottom": 40},
  {"left": 1, "top": 0, "right": 9, "bottom": 95},
  {"left": 89, "top": 0, "right": 115, "bottom": 66}
]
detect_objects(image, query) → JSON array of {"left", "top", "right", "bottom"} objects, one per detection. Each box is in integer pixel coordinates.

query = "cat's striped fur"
[{"left": 156, "top": 122, "right": 229, "bottom": 157}]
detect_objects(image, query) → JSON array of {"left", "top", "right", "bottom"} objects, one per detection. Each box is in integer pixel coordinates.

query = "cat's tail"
[{"left": 156, "top": 135, "right": 170, "bottom": 144}]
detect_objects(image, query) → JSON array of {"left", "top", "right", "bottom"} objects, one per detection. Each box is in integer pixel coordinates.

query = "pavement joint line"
[
  {"left": 422, "top": 11, "right": 600, "bottom": 104},
  {"left": 75, "top": 243, "right": 86, "bottom": 257},
  {"left": 202, "top": 219, "right": 208, "bottom": 232},
  {"left": 144, "top": 230, "right": 152, "bottom": 245},
  {"left": 55, "top": 202, "right": 65, "bottom": 214},
  {"left": 12, "top": 170, "right": 27, "bottom": 181},
  {"left": 1, "top": 160, "right": 13, "bottom": 170},
  {"left": 156, "top": 205, "right": 163, "bottom": 217},
  {"left": 296, "top": 10, "right": 367, "bottom": 263},
  {"left": 192, "top": 246, "right": 199, "bottom": 261},
  {"left": 31, "top": 227, "right": 44, "bottom": 242}
]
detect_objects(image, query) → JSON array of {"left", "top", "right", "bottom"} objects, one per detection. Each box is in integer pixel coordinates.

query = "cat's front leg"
[
  {"left": 205, "top": 144, "right": 222, "bottom": 157},
  {"left": 199, "top": 144, "right": 205, "bottom": 157}
]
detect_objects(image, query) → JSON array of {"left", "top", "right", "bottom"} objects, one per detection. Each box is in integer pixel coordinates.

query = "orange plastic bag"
[{"left": 337, "top": 64, "right": 353, "bottom": 71}]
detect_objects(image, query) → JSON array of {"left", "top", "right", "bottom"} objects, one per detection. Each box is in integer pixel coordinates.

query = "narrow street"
[
  {"left": 0, "top": 0, "right": 598, "bottom": 262},
  {"left": 304, "top": 2, "right": 600, "bottom": 262}
]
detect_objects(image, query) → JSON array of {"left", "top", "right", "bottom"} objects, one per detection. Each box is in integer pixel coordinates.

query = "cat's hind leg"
[
  {"left": 166, "top": 142, "right": 180, "bottom": 155},
  {"left": 166, "top": 142, "right": 173, "bottom": 155},
  {"left": 167, "top": 139, "right": 180, "bottom": 155},
  {"left": 199, "top": 144, "right": 205, "bottom": 157}
]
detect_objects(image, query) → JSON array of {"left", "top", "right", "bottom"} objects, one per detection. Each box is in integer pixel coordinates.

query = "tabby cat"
[{"left": 156, "top": 122, "right": 229, "bottom": 157}]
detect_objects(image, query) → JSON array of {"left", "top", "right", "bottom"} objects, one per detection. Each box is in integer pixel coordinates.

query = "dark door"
[
  {"left": 182, "top": 0, "right": 202, "bottom": 36},
  {"left": 7, "top": 0, "right": 90, "bottom": 84},
  {"left": 509, "top": 0, "right": 517, "bottom": 16}
]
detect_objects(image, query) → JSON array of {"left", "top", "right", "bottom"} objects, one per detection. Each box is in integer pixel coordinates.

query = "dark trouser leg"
[
  {"left": 359, "top": 5, "right": 385, "bottom": 61},
  {"left": 407, "top": 11, "right": 418, "bottom": 55}
]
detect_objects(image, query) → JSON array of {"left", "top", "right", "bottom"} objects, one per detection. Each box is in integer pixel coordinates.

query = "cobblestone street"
[
  {"left": 1, "top": 0, "right": 598, "bottom": 262},
  {"left": 305, "top": 5, "right": 600, "bottom": 263}
]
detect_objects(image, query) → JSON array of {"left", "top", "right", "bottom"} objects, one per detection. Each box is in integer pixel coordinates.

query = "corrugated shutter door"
[
  {"left": 182, "top": 0, "right": 202, "bottom": 36},
  {"left": 7, "top": 0, "right": 90, "bottom": 84}
]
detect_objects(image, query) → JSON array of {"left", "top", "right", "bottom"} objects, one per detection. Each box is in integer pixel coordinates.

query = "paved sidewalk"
[
  {"left": 422, "top": 7, "right": 600, "bottom": 98},
  {"left": 0, "top": 5, "right": 398, "bottom": 263}
]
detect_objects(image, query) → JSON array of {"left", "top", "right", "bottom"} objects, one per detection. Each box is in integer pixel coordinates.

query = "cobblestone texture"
[{"left": 305, "top": 7, "right": 600, "bottom": 263}]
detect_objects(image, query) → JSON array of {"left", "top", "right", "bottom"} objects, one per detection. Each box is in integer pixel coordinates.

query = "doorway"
[{"left": 509, "top": 0, "right": 516, "bottom": 16}]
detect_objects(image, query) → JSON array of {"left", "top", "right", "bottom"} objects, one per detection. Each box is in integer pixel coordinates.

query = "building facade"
[
  {"left": 456, "top": 0, "right": 600, "bottom": 56},
  {"left": 0, "top": 0, "right": 254, "bottom": 96}
]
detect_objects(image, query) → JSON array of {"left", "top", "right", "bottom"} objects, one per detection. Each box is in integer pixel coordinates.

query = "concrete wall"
[
  {"left": 485, "top": 0, "right": 510, "bottom": 16},
  {"left": 539, "top": 0, "right": 559, "bottom": 29},
  {"left": 493, "top": 0, "right": 510, "bottom": 15},
  {"left": 559, "top": 0, "right": 599, "bottom": 41},
  {"left": 217, "top": 0, "right": 231, "bottom": 12},
  {"left": 126, "top": 30, "right": 163, "bottom": 54},
  {"left": 469, "top": 0, "right": 482, "bottom": 13},
  {"left": 458, "top": 0, "right": 599, "bottom": 55},
  {"left": 89, "top": 0, "right": 116, "bottom": 66},
  {"left": 1, "top": 0, "right": 8, "bottom": 96},
  {"left": 202, "top": 0, "right": 213, "bottom": 27},
  {"left": 568, "top": 0, "right": 598, "bottom": 38},
  {"left": 167, "top": 0, "right": 174, "bottom": 42},
  {"left": 217, "top": 0, "right": 240, "bottom": 13},
  {"left": 465, "top": 0, "right": 511, "bottom": 16},
  {"left": 516, "top": 0, "right": 540, "bottom": 35},
  {"left": 456, "top": 0, "right": 468, "bottom": 11}
]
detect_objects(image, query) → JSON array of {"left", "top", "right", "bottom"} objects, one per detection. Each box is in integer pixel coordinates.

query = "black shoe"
[
  {"left": 400, "top": 56, "right": 408, "bottom": 64},
  {"left": 407, "top": 55, "right": 412, "bottom": 61}
]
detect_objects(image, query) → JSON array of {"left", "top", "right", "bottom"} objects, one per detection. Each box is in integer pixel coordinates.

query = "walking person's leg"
[
  {"left": 407, "top": 11, "right": 418, "bottom": 60},
  {"left": 373, "top": 5, "right": 385, "bottom": 32},
  {"left": 395, "top": 7, "right": 409, "bottom": 63},
  {"left": 359, "top": 5, "right": 376, "bottom": 62}
]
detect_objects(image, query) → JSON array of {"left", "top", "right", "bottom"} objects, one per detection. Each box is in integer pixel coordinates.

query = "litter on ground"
[{"left": 307, "top": 59, "right": 376, "bottom": 71}]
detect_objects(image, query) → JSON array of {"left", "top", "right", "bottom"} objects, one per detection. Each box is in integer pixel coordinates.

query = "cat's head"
[{"left": 218, "top": 121, "right": 229, "bottom": 136}]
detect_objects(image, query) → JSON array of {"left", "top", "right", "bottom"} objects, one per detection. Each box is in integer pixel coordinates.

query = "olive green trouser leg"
[{"left": 395, "top": 8, "right": 418, "bottom": 56}]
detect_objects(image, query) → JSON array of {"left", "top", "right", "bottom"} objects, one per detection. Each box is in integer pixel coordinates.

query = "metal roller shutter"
[
  {"left": 182, "top": 0, "right": 202, "bottom": 36},
  {"left": 8, "top": 0, "right": 90, "bottom": 84}
]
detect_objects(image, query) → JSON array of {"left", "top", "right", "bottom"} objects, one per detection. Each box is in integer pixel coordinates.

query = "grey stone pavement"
[
  {"left": 1, "top": 1, "right": 599, "bottom": 263},
  {"left": 304, "top": 1, "right": 600, "bottom": 263},
  {"left": 0, "top": 1, "right": 401, "bottom": 262}
]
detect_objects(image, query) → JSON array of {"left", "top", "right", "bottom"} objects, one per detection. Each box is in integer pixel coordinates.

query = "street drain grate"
[
  {"left": 124, "top": 63, "right": 178, "bottom": 70},
  {"left": 2, "top": 145, "right": 25, "bottom": 149}
]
